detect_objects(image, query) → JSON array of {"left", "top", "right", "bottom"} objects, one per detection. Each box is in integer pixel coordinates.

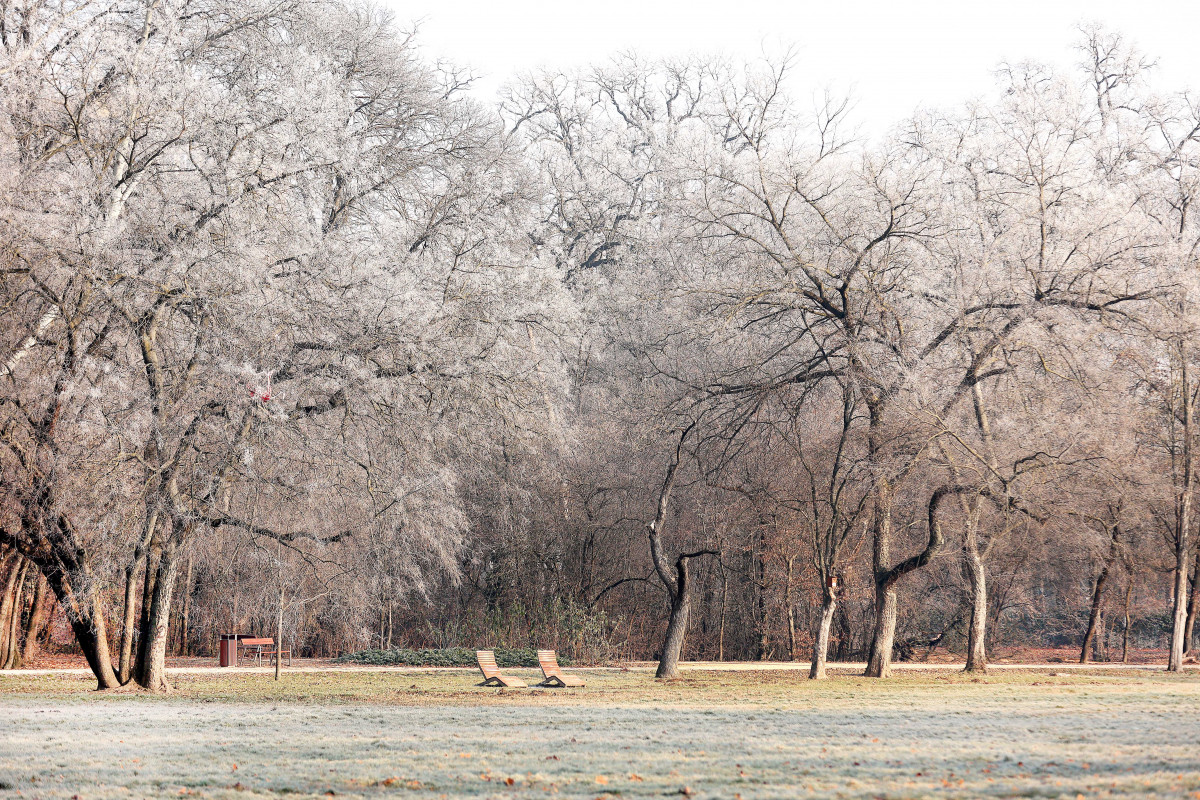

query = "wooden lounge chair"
[
  {"left": 476, "top": 650, "right": 527, "bottom": 688},
  {"left": 537, "top": 650, "right": 585, "bottom": 687}
]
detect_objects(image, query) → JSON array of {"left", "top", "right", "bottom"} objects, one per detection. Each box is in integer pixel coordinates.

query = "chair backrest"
[
  {"left": 476, "top": 650, "right": 499, "bottom": 677},
  {"left": 240, "top": 637, "right": 273, "bottom": 646},
  {"left": 537, "top": 650, "right": 561, "bottom": 676}
]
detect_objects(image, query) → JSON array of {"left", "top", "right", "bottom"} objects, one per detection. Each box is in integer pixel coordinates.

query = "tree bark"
[
  {"left": 963, "top": 539, "right": 988, "bottom": 673},
  {"left": 0, "top": 553, "right": 24, "bottom": 668},
  {"left": 656, "top": 557, "right": 692, "bottom": 679},
  {"left": 1169, "top": 355, "right": 1193, "bottom": 673},
  {"left": 134, "top": 535, "right": 162, "bottom": 685},
  {"left": 1184, "top": 547, "right": 1200, "bottom": 655},
  {"left": 1081, "top": 523, "right": 1121, "bottom": 664},
  {"left": 866, "top": 583, "right": 899, "bottom": 678},
  {"left": 21, "top": 571, "right": 52, "bottom": 665},
  {"left": 809, "top": 591, "right": 837, "bottom": 679},
  {"left": 1, "top": 558, "right": 31, "bottom": 668},
  {"left": 177, "top": 552, "right": 193, "bottom": 656},
  {"left": 645, "top": 424, "right": 715, "bottom": 680},
  {"left": 119, "top": 510, "right": 158, "bottom": 683},
  {"left": 1121, "top": 578, "right": 1133, "bottom": 664},
  {"left": 784, "top": 557, "right": 797, "bottom": 661},
  {"left": 865, "top": 484, "right": 950, "bottom": 678},
  {"left": 134, "top": 538, "right": 178, "bottom": 693},
  {"left": 40, "top": 564, "right": 120, "bottom": 689}
]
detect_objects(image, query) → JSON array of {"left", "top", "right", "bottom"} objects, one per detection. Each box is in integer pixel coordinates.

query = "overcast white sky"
[{"left": 382, "top": 0, "right": 1199, "bottom": 133}]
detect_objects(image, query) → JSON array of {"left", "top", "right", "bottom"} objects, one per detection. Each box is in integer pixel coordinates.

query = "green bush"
[{"left": 333, "top": 646, "right": 570, "bottom": 667}]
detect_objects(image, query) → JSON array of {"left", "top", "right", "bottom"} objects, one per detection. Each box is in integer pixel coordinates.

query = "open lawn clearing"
[{"left": 3, "top": 672, "right": 1200, "bottom": 799}]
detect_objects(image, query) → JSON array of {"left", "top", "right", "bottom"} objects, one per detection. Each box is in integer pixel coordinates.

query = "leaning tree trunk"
[
  {"left": 40, "top": 565, "right": 120, "bottom": 689},
  {"left": 657, "top": 567, "right": 692, "bottom": 679},
  {"left": 809, "top": 590, "right": 837, "bottom": 679}
]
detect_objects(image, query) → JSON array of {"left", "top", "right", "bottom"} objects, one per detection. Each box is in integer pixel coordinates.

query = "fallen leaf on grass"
[
  {"left": 596, "top": 776, "right": 609, "bottom": 785},
  {"left": 629, "top": 774, "right": 644, "bottom": 782}
]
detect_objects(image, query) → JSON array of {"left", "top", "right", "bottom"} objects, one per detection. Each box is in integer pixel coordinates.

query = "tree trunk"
[
  {"left": 385, "top": 602, "right": 393, "bottom": 650},
  {"left": 717, "top": 566, "right": 727, "bottom": 661},
  {"left": 964, "top": 540, "right": 988, "bottom": 673},
  {"left": 809, "top": 592, "right": 837, "bottom": 679},
  {"left": 1184, "top": 547, "right": 1200, "bottom": 655},
  {"left": 656, "top": 563, "right": 691, "bottom": 679},
  {"left": 0, "top": 554, "right": 25, "bottom": 668},
  {"left": 42, "top": 566, "right": 120, "bottom": 689},
  {"left": 275, "top": 573, "right": 284, "bottom": 682},
  {"left": 134, "top": 537, "right": 162, "bottom": 685},
  {"left": 134, "top": 539, "right": 178, "bottom": 693},
  {"left": 1081, "top": 524, "right": 1121, "bottom": 664},
  {"left": 1169, "top": 356, "right": 1193, "bottom": 673},
  {"left": 1, "top": 559, "right": 31, "bottom": 668},
  {"left": 865, "top": 583, "right": 898, "bottom": 678},
  {"left": 21, "top": 571, "right": 51, "bottom": 665},
  {"left": 645, "top": 425, "right": 712, "bottom": 680},
  {"left": 866, "top": 485, "right": 953, "bottom": 678},
  {"left": 1121, "top": 578, "right": 1133, "bottom": 664},
  {"left": 785, "top": 558, "right": 797, "bottom": 661},
  {"left": 178, "top": 552, "right": 193, "bottom": 656},
  {"left": 120, "top": 509, "right": 158, "bottom": 683}
]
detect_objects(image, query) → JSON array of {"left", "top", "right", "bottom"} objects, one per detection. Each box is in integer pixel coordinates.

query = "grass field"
[{"left": 3, "top": 669, "right": 1200, "bottom": 799}]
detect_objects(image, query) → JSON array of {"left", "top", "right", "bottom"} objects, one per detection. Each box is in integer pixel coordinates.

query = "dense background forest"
[{"left": 3, "top": 0, "right": 1200, "bottom": 690}]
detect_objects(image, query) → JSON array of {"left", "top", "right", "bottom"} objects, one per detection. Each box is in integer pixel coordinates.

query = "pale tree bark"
[
  {"left": 809, "top": 587, "right": 837, "bottom": 680},
  {"left": 1169, "top": 354, "right": 1193, "bottom": 673},
  {"left": 963, "top": 518, "right": 988, "bottom": 674},
  {"left": 784, "top": 556, "right": 798, "bottom": 661}
]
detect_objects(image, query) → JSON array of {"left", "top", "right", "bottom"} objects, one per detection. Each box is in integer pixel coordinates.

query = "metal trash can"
[{"left": 219, "top": 634, "right": 240, "bottom": 667}]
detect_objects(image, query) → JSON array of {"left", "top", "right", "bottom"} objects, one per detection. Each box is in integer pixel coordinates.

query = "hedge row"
[{"left": 333, "top": 647, "right": 571, "bottom": 667}]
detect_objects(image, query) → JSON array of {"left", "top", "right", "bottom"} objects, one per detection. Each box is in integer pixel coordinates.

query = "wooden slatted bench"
[
  {"left": 537, "top": 650, "right": 585, "bottom": 687},
  {"left": 476, "top": 650, "right": 527, "bottom": 688}
]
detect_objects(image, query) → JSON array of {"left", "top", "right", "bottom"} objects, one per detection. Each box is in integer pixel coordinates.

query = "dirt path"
[{"left": 2, "top": 659, "right": 1192, "bottom": 677}]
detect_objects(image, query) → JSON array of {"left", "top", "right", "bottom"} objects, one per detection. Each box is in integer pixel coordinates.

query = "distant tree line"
[{"left": 3, "top": 0, "right": 1199, "bottom": 689}]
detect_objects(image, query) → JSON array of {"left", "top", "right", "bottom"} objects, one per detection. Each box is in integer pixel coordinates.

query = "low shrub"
[{"left": 333, "top": 646, "right": 570, "bottom": 667}]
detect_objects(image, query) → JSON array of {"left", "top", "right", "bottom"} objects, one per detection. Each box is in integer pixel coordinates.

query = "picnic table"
[{"left": 217, "top": 634, "right": 291, "bottom": 667}]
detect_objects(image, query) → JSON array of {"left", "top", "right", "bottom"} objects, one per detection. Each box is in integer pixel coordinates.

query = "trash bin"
[{"left": 219, "top": 634, "right": 240, "bottom": 667}]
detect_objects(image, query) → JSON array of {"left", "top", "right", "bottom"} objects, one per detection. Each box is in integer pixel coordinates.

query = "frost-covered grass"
[{"left": 3, "top": 670, "right": 1200, "bottom": 798}]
